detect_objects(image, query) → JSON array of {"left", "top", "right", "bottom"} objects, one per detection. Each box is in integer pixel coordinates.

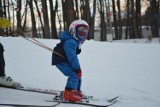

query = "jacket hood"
[{"left": 59, "top": 31, "right": 76, "bottom": 42}]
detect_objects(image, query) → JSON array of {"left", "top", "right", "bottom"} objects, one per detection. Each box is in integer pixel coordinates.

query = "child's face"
[
  {"left": 77, "top": 25, "right": 89, "bottom": 36},
  {"left": 77, "top": 26, "right": 89, "bottom": 36},
  {"left": 76, "top": 25, "right": 89, "bottom": 43}
]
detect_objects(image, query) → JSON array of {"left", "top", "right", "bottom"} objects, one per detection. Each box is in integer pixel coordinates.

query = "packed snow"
[{"left": 0, "top": 36, "right": 160, "bottom": 107}]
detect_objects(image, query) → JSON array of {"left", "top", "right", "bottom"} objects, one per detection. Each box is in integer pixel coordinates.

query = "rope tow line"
[
  {"left": 15, "top": 26, "right": 53, "bottom": 52},
  {"left": 0, "top": 17, "right": 52, "bottom": 52},
  {"left": 0, "top": 17, "right": 65, "bottom": 58}
]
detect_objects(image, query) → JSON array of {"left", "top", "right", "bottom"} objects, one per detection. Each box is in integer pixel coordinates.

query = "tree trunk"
[
  {"left": 130, "top": 0, "right": 137, "bottom": 38},
  {"left": 41, "top": 0, "right": 50, "bottom": 38},
  {"left": 98, "top": 0, "right": 107, "bottom": 41},
  {"left": 112, "top": 0, "right": 118, "bottom": 40},
  {"left": 84, "top": 0, "right": 91, "bottom": 23},
  {"left": 2, "top": 0, "right": 6, "bottom": 18},
  {"left": 117, "top": 0, "right": 122, "bottom": 39},
  {"left": 16, "top": 0, "right": 22, "bottom": 32},
  {"left": 22, "top": 0, "right": 28, "bottom": 31},
  {"left": 49, "top": 0, "right": 58, "bottom": 39},
  {"left": 75, "top": 0, "right": 79, "bottom": 19},
  {"left": 7, "top": 0, "right": 12, "bottom": 36},
  {"left": 10, "top": 0, "right": 15, "bottom": 36},
  {"left": 150, "top": 0, "right": 159, "bottom": 37},
  {"left": 125, "top": 0, "right": 131, "bottom": 39},
  {"left": 28, "top": 0, "right": 37, "bottom": 38},
  {"left": 65, "top": 0, "right": 76, "bottom": 29},
  {"left": 84, "top": 0, "right": 91, "bottom": 39},
  {"left": 106, "top": 0, "right": 112, "bottom": 35},
  {"left": 136, "top": 0, "right": 142, "bottom": 38},
  {"left": 0, "top": 0, "right": 4, "bottom": 36},
  {"left": 61, "top": 0, "right": 67, "bottom": 30},
  {"left": 34, "top": 0, "right": 44, "bottom": 38},
  {"left": 0, "top": 0, "right": 3, "bottom": 18},
  {"left": 89, "top": 0, "right": 96, "bottom": 40},
  {"left": 3, "top": 0, "right": 9, "bottom": 36}
]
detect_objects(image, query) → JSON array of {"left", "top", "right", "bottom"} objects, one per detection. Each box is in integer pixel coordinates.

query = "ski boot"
[
  {"left": 0, "top": 75, "right": 23, "bottom": 88},
  {"left": 77, "top": 91, "right": 84, "bottom": 98},
  {"left": 63, "top": 89, "right": 81, "bottom": 102}
]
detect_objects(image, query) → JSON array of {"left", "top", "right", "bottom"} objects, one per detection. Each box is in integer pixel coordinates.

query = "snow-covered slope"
[{"left": 0, "top": 37, "right": 160, "bottom": 107}]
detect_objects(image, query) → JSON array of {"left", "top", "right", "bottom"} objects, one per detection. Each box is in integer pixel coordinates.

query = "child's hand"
[{"left": 77, "top": 70, "right": 82, "bottom": 79}]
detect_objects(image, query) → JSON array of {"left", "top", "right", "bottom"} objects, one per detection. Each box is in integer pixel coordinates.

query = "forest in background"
[{"left": 0, "top": 0, "right": 160, "bottom": 41}]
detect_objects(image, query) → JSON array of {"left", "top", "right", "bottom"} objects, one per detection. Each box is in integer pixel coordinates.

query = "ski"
[
  {"left": 46, "top": 96, "right": 118, "bottom": 107},
  {"left": 82, "top": 95, "right": 119, "bottom": 103},
  {"left": 46, "top": 99, "right": 116, "bottom": 107},
  {"left": 15, "top": 87, "right": 61, "bottom": 95},
  {"left": 0, "top": 86, "right": 118, "bottom": 107},
  {"left": 0, "top": 103, "right": 60, "bottom": 107},
  {"left": 0, "top": 85, "right": 61, "bottom": 95},
  {"left": 53, "top": 92, "right": 119, "bottom": 103},
  {"left": 107, "top": 96, "right": 119, "bottom": 102}
]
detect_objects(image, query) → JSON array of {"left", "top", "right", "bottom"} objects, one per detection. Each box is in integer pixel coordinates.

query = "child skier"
[{"left": 52, "top": 19, "right": 90, "bottom": 102}]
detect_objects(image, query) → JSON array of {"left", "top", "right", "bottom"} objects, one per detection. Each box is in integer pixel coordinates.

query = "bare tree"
[
  {"left": 22, "top": 0, "right": 28, "bottom": 31},
  {"left": 1, "top": 0, "right": 158, "bottom": 40},
  {"left": 16, "top": 0, "right": 22, "bottom": 31},
  {"left": 41, "top": 0, "right": 50, "bottom": 38},
  {"left": 98, "top": 0, "right": 107, "bottom": 41},
  {"left": 34, "top": 0, "right": 44, "bottom": 38},
  {"left": 61, "top": 0, "right": 66, "bottom": 30},
  {"left": 10, "top": 0, "right": 15, "bottom": 36},
  {"left": 61, "top": 0, "right": 76, "bottom": 30},
  {"left": 7, "top": 0, "right": 12, "bottom": 36},
  {"left": 49, "top": 0, "right": 58, "bottom": 39},
  {"left": 112, "top": 0, "right": 118, "bottom": 40},
  {"left": 27, "top": 0, "right": 37, "bottom": 38},
  {"left": 75, "top": 0, "right": 79, "bottom": 19},
  {"left": 150, "top": 0, "right": 159, "bottom": 37},
  {"left": 130, "top": 0, "right": 137, "bottom": 38},
  {"left": 117, "top": 0, "right": 122, "bottom": 39},
  {"left": 81, "top": 0, "right": 91, "bottom": 23},
  {"left": 64, "top": 0, "right": 76, "bottom": 29},
  {"left": 136, "top": 0, "right": 142, "bottom": 38},
  {"left": 3, "top": 0, "right": 6, "bottom": 18},
  {"left": 0, "top": 0, "right": 4, "bottom": 36},
  {"left": 89, "top": 0, "right": 97, "bottom": 40},
  {"left": 125, "top": 0, "right": 132, "bottom": 39},
  {"left": 0, "top": 0, "right": 3, "bottom": 18}
]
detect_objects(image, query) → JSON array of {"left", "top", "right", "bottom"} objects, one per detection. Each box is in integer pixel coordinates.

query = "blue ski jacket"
[{"left": 52, "top": 31, "right": 81, "bottom": 72}]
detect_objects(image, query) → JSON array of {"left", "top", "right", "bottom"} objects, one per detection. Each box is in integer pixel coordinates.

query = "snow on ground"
[{"left": 0, "top": 36, "right": 160, "bottom": 107}]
